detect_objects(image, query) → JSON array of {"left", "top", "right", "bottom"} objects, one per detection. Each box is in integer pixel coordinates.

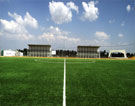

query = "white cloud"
[
  {"left": 56, "top": 35, "right": 80, "bottom": 42},
  {"left": 49, "top": 26, "right": 69, "bottom": 36},
  {"left": 24, "top": 12, "right": 38, "bottom": 28},
  {"left": 0, "top": 12, "right": 38, "bottom": 40},
  {"left": 49, "top": 1, "right": 78, "bottom": 24},
  {"left": 0, "top": 19, "right": 26, "bottom": 34},
  {"left": 38, "top": 33, "right": 55, "bottom": 41},
  {"left": 0, "top": 19, "right": 34, "bottom": 40},
  {"left": 126, "top": 5, "right": 131, "bottom": 12},
  {"left": 118, "top": 33, "right": 124, "bottom": 38},
  {"left": 67, "top": 2, "right": 79, "bottom": 13},
  {"left": 95, "top": 31, "right": 109, "bottom": 40},
  {"left": 8, "top": 12, "right": 38, "bottom": 29},
  {"left": 38, "top": 26, "right": 80, "bottom": 42},
  {"left": 81, "top": 1, "right": 99, "bottom": 21}
]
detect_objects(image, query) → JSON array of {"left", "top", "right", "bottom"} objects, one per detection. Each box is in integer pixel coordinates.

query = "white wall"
[
  {"left": 4, "top": 50, "right": 16, "bottom": 56},
  {"left": 15, "top": 51, "right": 23, "bottom": 56},
  {"left": 52, "top": 51, "right": 56, "bottom": 55},
  {"left": 20, "top": 52, "right": 23, "bottom": 56}
]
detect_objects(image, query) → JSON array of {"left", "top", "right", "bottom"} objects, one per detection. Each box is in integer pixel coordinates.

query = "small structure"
[
  {"left": 51, "top": 50, "right": 56, "bottom": 57},
  {"left": 1, "top": 50, "right": 4, "bottom": 56},
  {"left": 3, "top": 50, "right": 16, "bottom": 56},
  {"left": 2, "top": 50, "right": 23, "bottom": 56},
  {"left": 27, "top": 44, "right": 51, "bottom": 57},
  {"left": 108, "top": 50, "right": 127, "bottom": 58},
  {"left": 15, "top": 51, "right": 23, "bottom": 56},
  {"left": 77, "top": 46, "right": 100, "bottom": 58}
]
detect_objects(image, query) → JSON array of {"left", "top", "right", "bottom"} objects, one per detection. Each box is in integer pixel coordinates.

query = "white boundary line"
[
  {"left": 63, "top": 58, "right": 66, "bottom": 106},
  {"left": 34, "top": 59, "right": 96, "bottom": 64}
]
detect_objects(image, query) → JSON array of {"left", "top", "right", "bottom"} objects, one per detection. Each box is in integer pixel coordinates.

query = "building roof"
[
  {"left": 77, "top": 45, "right": 100, "bottom": 48},
  {"left": 28, "top": 44, "right": 51, "bottom": 47}
]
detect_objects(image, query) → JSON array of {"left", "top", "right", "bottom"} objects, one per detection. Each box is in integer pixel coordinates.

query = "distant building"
[
  {"left": 15, "top": 51, "right": 23, "bottom": 56},
  {"left": 1, "top": 50, "right": 23, "bottom": 56},
  {"left": 77, "top": 46, "right": 100, "bottom": 58},
  {"left": 27, "top": 44, "right": 51, "bottom": 57},
  {"left": 56, "top": 50, "right": 77, "bottom": 57}
]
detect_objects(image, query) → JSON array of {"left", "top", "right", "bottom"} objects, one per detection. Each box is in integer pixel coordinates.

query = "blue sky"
[{"left": 0, "top": 0, "right": 135, "bottom": 52}]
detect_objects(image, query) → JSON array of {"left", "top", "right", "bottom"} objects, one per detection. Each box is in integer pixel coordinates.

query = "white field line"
[
  {"left": 34, "top": 59, "right": 96, "bottom": 64},
  {"left": 63, "top": 58, "right": 66, "bottom": 106}
]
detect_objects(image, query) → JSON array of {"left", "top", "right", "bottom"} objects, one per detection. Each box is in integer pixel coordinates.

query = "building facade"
[
  {"left": 77, "top": 46, "right": 100, "bottom": 58},
  {"left": 27, "top": 44, "right": 51, "bottom": 57}
]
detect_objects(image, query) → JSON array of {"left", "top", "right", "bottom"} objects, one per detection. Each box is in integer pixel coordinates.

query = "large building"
[
  {"left": 77, "top": 46, "right": 100, "bottom": 58},
  {"left": 27, "top": 44, "right": 51, "bottom": 57}
]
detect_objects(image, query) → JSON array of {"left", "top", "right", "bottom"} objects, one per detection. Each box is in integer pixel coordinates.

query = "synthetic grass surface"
[
  {"left": 0, "top": 57, "right": 135, "bottom": 106},
  {"left": 66, "top": 59, "right": 135, "bottom": 106},
  {"left": 0, "top": 57, "right": 63, "bottom": 106}
]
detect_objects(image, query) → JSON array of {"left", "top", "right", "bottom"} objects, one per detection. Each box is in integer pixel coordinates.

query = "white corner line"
[{"left": 63, "top": 58, "right": 66, "bottom": 106}]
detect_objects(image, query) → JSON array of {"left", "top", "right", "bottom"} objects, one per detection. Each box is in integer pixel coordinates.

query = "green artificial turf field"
[
  {"left": 66, "top": 59, "right": 135, "bottom": 106},
  {"left": 0, "top": 57, "right": 135, "bottom": 106},
  {"left": 0, "top": 57, "right": 64, "bottom": 106}
]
